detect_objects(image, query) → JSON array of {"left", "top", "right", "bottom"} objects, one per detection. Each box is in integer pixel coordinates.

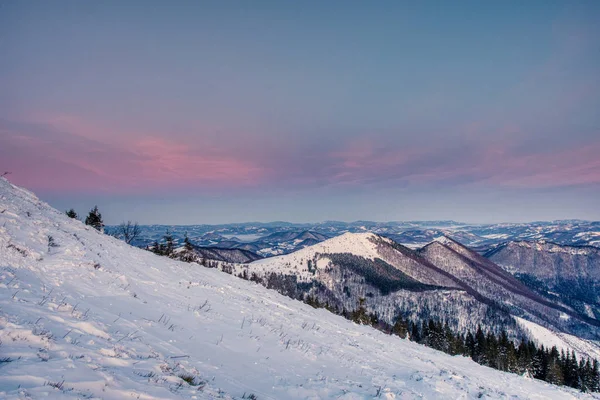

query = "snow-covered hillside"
[{"left": 0, "top": 177, "right": 595, "bottom": 399}]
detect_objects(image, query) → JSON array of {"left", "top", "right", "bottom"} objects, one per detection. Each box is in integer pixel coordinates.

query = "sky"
[{"left": 1, "top": 1, "right": 599, "bottom": 224}]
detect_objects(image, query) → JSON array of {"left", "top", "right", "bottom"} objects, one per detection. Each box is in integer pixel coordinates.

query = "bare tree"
[{"left": 118, "top": 221, "right": 141, "bottom": 244}]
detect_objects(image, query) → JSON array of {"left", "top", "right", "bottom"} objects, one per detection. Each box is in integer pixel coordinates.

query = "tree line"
[
  {"left": 303, "top": 295, "right": 600, "bottom": 392},
  {"left": 65, "top": 206, "right": 140, "bottom": 244},
  {"left": 66, "top": 206, "right": 105, "bottom": 231}
]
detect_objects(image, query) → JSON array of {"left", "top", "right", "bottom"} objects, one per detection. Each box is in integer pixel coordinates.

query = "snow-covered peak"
[
  {"left": 300, "top": 231, "right": 386, "bottom": 258},
  {"left": 433, "top": 235, "right": 455, "bottom": 246},
  {"left": 248, "top": 232, "right": 391, "bottom": 281},
  {"left": 253, "top": 232, "right": 385, "bottom": 265}
]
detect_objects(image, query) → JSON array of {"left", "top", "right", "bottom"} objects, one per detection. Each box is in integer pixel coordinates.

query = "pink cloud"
[
  {"left": 0, "top": 116, "right": 265, "bottom": 193},
  {"left": 477, "top": 142, "right": 600, "bottom": 188},
  {"left": 324, "top": 135, "right": 600, "bottom": 189},
  {"left": 2, "top": 114, "right": 599, "bottom": 195},
  {"left": 131, "top": 137, "right": 264, "bottom": 185},
  {"left": 327, "top": 138, "right": 427, "bottom": 185}
]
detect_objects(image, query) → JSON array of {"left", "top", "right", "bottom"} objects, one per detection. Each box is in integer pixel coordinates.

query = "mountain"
[
  {"left": 259, "top": 230, "right": 329, "bottom": 243},
  {"left": 485, "top": 241, "right": 600, "bottom": 320},
  {"left": 247, "top": 232, "right": 463, "bottom": 289},
  {"left": 237, "top": 233, "right": 600, "bottom": 357},
  {"left": 1, "top": 182, "right": 589, "bottom": 398},
  {"left": 419, "top": 237, "right": 600, "bottom": 337},
  {"left": 240, "top": 234, "right": 506, "bottom": 336},
  {"left": 127, "top": 220, "right": 600, "bottom": 261},
  {"left": 199, "top": 232, "right": 227, "bottom": 241},
  {"left": 187, "top": 246, "right": 262, "bottom": 263},
  {"left": 172, "top": 230, "right": 333, "bottom": 257}
]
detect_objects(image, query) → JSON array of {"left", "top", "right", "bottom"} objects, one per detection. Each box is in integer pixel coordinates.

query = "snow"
[
  {"left": 516, "top": 317, "right": 600, "bottom": 361},
  {"left": 513, "top": 241, "right": 597, "bottom": 256},
  {"left": 249, "top": 232, "right": 389, "bottom": 281},
  {"left": 0, "top": 177, "right": 596, "bottom": 399},
  {"left": 433, "top": 236, "right": 454, "bottom": 246},
  {"left": 481, "top": 234, "right": 511, "bottom": 240}
]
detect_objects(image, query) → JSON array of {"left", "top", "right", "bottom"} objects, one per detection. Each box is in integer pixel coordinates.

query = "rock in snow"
[{"left": 0, "top": 177, "right": 594, "bottom": 399}]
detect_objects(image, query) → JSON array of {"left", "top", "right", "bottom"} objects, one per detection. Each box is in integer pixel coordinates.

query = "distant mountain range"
[
  {"left": 118, "top": 219, "right": 600, "bottom": 257},
  {"left": 185, "top": 246, "right": 263, "bottom": 264}
]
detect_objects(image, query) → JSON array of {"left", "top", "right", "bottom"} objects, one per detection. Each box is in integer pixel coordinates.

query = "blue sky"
[{"left": 1, "top": 1, "right": 599, "bottom": 224}]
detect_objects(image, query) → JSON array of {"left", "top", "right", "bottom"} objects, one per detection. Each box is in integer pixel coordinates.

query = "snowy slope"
[
  {"left": 516, "top": 318, "right": 600, "bottom": 361},
  {"left": 0, "top": 177, "right": 596, "bottom": 399}
]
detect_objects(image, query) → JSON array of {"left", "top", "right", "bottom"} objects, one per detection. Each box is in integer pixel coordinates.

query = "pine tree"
[
  {"left": 591, "top": 359, "right": 600, "bottom": 392},
  {"left": 532, "top": 345, "right": 547, "bottom": 380},
  {"left": 474, "top": 325, "right": 487, "bottom": 365},
  {"left": 150, "top": 240, "right": 161, "bottom": 255},
  {"left": 562, "top": 350, "right": 576, "bottom": 388},
  {"left": 409, "top": 321, "right": 421, "bottom": 342},
  {"left": 392, "top": 316, "right": 408, "bottom": 339},
  {"left": 85, "top": 206, "right": 104, "bottom": 232},
  {"left": 485, "top": 331, "right": 498, "bottom": 369},
  {"left": 163, "top": 230, "right": 174, "bottom": 257},
  {"left": 184, "top": 234, "right": 194, "bottom": 252},
  {"left": 179, "top": 233, "right": 196, "bottom": 262},
  {"left": 443, "top": 322, "right": 454, "bottom": 354},
  {"left": 66, "top": 208, "right": 78, "bottom": 219},
  {"left": 516, "top": 339, "right": 532, "bottom": 375},
  {"left": 569, "top": 350, "right": 579, "bottom": 389},
  {"left": 452, "top": 333, "right": 466, "bottom": 356},
  {"left": 351, "top": 298, "right": 370, "bottom": 325},
  {"left": 465, "top": 331, "right": 476, "bottom": 358},
  {"left": 546, "top": 346, "right": 564, "bottom": 386}
]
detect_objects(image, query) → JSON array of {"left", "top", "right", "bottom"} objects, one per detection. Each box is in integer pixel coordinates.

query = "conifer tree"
[
  {"left": 66, "top": 208, "right": 78, "bottom": 219},
  {"left": 163, "top": 230, "right": 174, "bottom": 257},
  {"left": 410, "top": 321, "right": 421, "bottom": 342},
  {"left": 150, "top": 240, "right": 161, "bottom": 255},
  {"left": 516, "top": 339, "right": 532, "bottom": 375},
  {"left": 178, "top": 233, "right": 197, "bottom": 262},
  {"left": 474, "top": 325, "right": 487, "bottom": 365},
  {"left": 465, "top": 331, "right": 476, "bottom": 359},
  {"left": 392, "top": 316, "right": 408, "bottom": 339},
  {"left": 592, "top": 359, "right": 600, "bottom": 391},
  {"left": 184, "top": 234, "right": 194, "bottom": 252},
  {"left": 85, "top": 206, "right": 104, "bottom": 232},
  {"left": 546, "top": 346, "right": 564, "bottom": 386},
  {"left": 351, "top": 298, "right": 371, "bottom": 325}
]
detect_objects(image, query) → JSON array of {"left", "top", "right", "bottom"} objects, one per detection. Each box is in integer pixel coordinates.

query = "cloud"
[
  {"left": 322, "top": 136, "right": 600, "bottom": 189},
  {"left": 131, "top": 137, "right": 264, "bottom": 185},
  {"left": 1, "top": 114, "right": 598, "bottom": 195},
  {"left": 0, "top": 117, "right": 265, "bottom": 193}
]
